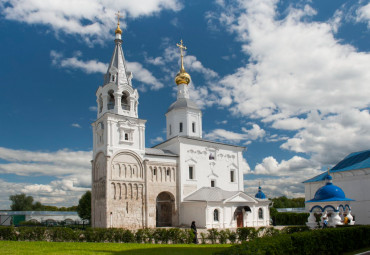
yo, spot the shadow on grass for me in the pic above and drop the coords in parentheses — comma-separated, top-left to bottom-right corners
(93, 246, 229, 255)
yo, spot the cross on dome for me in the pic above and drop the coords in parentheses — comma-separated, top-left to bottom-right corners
(115, 11, 122, 35)
(175, 39, 191, 85)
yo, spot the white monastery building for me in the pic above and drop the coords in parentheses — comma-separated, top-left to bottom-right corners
(304, 150, 370, 225)
(91, 21, 270, 229)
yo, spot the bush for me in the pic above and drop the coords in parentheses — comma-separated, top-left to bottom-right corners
(281, 225, 309, 235)
(227, 229, 237, 244)
(219, 230, 229, 244)
(200, 232, 207, 244)
(273, 212, 309, 226)
(18, 227, 46, 241)
(0, 226, 17, 241)
(237, 227, 257, 242)
(207, 228, 219, 244)
(217, 225, 370, 255)
(49, 227, 78, 242)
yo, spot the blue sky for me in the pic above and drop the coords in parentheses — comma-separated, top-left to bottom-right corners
(1, 0, 370, 209)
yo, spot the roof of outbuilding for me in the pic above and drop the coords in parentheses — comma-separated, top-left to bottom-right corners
(303, 150, 370, 183)
(166, 98, 200, 113)
(184, 187, 239, 202)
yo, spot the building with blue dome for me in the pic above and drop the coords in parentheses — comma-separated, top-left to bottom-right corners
(304, 150, 370, 226)
(305, 174, 354, 228)
(255, 186, 266, 199)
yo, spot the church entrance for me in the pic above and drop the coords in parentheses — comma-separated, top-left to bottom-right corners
(235, 206, 251, 228)
(156, 192, 174, 227)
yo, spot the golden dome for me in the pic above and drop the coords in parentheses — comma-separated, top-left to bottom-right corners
(175, 70, 191, 85)
(175, 40, 191, 85)
(115, 24, 122, 34)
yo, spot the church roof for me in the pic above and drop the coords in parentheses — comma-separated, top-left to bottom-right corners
(145, 148, 178, 157)
(184, 187, 240, 202)
(303, 149, 370, 183)
(166, 98, 200, 113)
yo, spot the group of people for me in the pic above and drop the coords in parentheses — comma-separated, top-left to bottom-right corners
(322, 213, 352, 228)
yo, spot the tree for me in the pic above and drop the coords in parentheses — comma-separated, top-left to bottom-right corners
(9, 193, 34, 211)
(77, 191, 91, 221)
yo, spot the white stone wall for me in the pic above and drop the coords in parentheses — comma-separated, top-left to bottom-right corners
(166, 108, 202, 139)
(304, 168, 370, 224)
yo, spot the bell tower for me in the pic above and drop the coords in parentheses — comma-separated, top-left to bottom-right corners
(166, 40, 202, 139)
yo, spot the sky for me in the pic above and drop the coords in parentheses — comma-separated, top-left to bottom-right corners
(1, 0, 370, 209)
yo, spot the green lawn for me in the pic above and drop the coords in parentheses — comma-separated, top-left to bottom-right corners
(0, 241, 231, 255)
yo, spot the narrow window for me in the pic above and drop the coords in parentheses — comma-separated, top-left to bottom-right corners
(112, 75, 115, 82)
(169, 125, 172, 135)
(167, 169, 170, 176)
(230, 170, 235, 182)
(153, 168, 157, 175)
(179, 122, 183, 133)
(107, 90, 115, 110)
(211, 180, 215, 187)
(189, 166, 193, 179)
(125, 133, 129, 141)
(192, 122, 195, 133)
(214, 209, 219, 221)
(258, 208, 263, 219)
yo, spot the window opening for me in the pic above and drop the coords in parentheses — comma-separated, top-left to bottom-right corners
(179, 122, 183, 133)
(189, 166, 194, 179)
(169, 125, 172, 135)
(214, 209, 219, 221)
(209, 153, 215, 160)
(211, 180, 215, 187)
(192, 122, 195, 133)
(258, 208, 263, 219)
(125, 133, 129, 141)
(121, 92, 130, 110)
(230, 170, 235, 182)
(167, 169, 170, 176)
(153, 168, 157, 175)
(108, 90, 115, 110)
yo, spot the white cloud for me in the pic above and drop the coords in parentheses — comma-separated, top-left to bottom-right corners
(50, 50, 163, 90)
(89, 106, 98, 112)
(206, 0, 370, 166)
(205, 124, 265, 143)
(1, 0, 182, 44)
(356, 3, 370, 28)
(150, 136, 164, 144)
(71, 123, 81, 128)
(0, 147, 92, 208)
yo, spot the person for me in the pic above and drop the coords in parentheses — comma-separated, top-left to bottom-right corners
(191, 221, 198, 244)
(343, 214, 349, 225)
(322, 217, 328, 228)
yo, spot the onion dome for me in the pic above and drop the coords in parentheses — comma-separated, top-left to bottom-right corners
(306, 175, 353, 202)
(255, 186, 266, 199)
(175, 40, 191, 85)
(115, 24, 122, 35)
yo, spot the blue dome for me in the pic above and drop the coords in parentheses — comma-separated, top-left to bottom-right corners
(255, 186, 266, 199)
(313, 182, 346, 201)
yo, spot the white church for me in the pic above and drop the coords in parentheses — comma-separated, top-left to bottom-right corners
(91, 20, 270, 229)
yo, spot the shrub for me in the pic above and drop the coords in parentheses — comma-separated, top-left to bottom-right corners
(168, 228, 181, 244)
(273, 212, 309, 226)
(49, 227, 79, 242)
(237, 227, 257, 242)
(18, 227, 47, 241)
(226, 229, 237, 244)
(0, 226, 17, 241)
(200, 232, 207, 244)
(281, 225, 309, 235)
(207, 228, 219, 244)
(262, 227, 280, 237)
(219, 229, 229, 244)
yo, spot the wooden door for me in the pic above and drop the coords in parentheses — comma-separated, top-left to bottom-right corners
(236, 212, 243, 228)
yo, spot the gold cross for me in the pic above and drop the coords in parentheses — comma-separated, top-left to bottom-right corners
(176, 39, 187, 57)
(115, 11, 121, 25)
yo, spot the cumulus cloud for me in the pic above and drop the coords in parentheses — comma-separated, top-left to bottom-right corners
(356, 3, 370, 27)
(1, 0, 182, 44)
(150, 136, 164, 144)
(71, 123, 81, 128)
(50, 50, 163, 90)
(205, 124, 265, 144)
(0, 147, 92, 208)
(207, 0, 370, 167)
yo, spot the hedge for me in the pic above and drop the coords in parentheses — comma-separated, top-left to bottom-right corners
(0, 227, 194, 244)
(216, 225, 370, 255)
(272, 212, 309, 226)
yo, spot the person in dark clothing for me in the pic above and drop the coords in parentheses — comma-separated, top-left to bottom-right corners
(191, 221, 199, 244)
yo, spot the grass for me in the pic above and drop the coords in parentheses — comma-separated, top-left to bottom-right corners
(0, 241, 231, 255)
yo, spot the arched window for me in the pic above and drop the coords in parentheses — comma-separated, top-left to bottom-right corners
(121, 92, 130, 110)
(214, 209, 219, 221)
(258, 208, 263, 219)
(108, 90, 115, 110)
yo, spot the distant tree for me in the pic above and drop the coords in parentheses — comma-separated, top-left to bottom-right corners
(270, 196, 305, 208)
(32, 201, 44, 211)
(77, 191, 91, 221)
(9, 193, 34, 211)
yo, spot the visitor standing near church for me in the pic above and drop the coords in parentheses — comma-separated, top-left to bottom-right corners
(191, 221, 198, 244)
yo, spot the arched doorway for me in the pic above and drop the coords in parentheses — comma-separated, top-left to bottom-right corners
(156, 192, 174, 227)
(234, 206, 251, 228)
